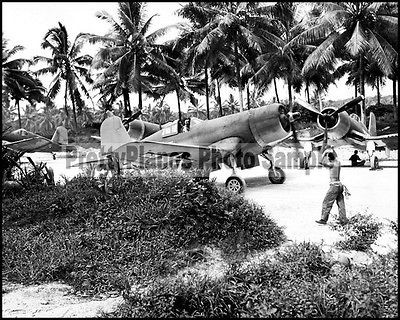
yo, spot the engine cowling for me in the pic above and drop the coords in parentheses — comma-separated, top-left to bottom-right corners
(317, 108, 351, 140)
(127, 120, 160, 140)
(248, 103, 291, 149)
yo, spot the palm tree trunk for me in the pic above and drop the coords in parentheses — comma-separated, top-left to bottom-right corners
(287, 77, 293, 112)
(216, 79, 223, 117)
(377, 78, 380, 107)
(234, 38, 244, 112)
(246, 82, 251, 110)
(137, 63, 143, 112)
(359, 56, 366, 125)
(138, 81, 143, 111)
(204, 63, 210, 119)
(273, 78, 280, 103)
(355, 82, 358, 98)
(393, 78, 397, 119)
(306, 81, 310, 103)
(122, 87, 131, 118)
(318, 91, 323, 111)
(158, 95, 166, 129)
(176, 88, 182, 122)
(64, 84, 69, 118)
(68, 85, 78, 131)
(16, 100, 21, 129)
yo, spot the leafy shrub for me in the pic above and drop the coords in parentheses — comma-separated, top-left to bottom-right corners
(2, 169, 285, 294)
(331, 212, 382, 252)
(110, 242, 397, 318)
(388, 219, 398, 236)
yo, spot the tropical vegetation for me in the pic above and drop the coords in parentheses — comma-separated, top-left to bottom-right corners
(2, 2, 398, 133)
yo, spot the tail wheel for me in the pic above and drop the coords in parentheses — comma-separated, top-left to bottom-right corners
(268, 167, 286, 184)
(225, 176, 244, 194)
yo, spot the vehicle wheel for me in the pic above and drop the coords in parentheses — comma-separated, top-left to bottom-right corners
(268, 167, 286, 184)
(225, 176, 244, 193)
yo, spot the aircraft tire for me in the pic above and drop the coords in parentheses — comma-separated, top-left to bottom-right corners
(268, 167, 286, 184)
(225, 176, 244, 194)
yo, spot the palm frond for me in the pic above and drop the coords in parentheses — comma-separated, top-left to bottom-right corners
(378, 15, 398, 25)
(4, 45, 25, 58)
(118, 7, 137, 35)
(73, 70, 94, 104)
(47, 76, 61, 100)
(238, 25, 263, 52)
(286, 21, 334, 49)
(95, 10, 128, 39)
(368, 32, 398, 76)
(32, 56, 53, 64)
(302, 32, 339, 74)
(344, 21, 369, 56)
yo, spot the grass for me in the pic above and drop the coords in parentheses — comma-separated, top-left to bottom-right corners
(105, 242, 398, 318)
(2, 170, 397, 317)
(330, 211, 383, 252)
(2, 169, 285, 295)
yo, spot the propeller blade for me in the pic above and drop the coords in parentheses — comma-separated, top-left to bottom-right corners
(294, 97, 324, 116)
(287, 111, 302, 163)
(288, 112, 301, 143)
(122, 110, 142, 125)
(327, 95, 364, 117)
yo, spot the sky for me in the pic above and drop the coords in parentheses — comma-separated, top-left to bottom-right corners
(2, 2, 395, 114)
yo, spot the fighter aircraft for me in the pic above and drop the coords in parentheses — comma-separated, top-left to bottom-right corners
(2, 126, 76, 155)
(85, 103, 306, 193)
(293, 95, 398, 167)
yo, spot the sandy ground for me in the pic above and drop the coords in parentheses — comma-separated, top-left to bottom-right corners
(226, 165, 398, 246)
(3, 148, 398, 317)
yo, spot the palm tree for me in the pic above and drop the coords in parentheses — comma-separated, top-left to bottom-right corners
(178, 2, 270, 113)
(223, 93, 240, 115)
(177, 3, 239, 118)
(365, 60, 386, 107)
(303, 63, 341, 104)
(2, 37, 47, 129)
(21, 103, 39, 132)
(34, 22, 93, 130)
(249, 2, 315, 111)
(88, 2, 177, 118)
(292, 2, 398, 125)
(152, 102, 175, 126)
(187, 96, 207, 119)
(37, 101, 58, 136)
(143, 40, 203, 123)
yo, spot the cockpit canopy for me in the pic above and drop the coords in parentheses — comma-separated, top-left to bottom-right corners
(161, 117, 204, 138)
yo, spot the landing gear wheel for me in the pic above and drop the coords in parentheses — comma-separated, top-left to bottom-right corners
(225, 176, 244, 194)
(268, 167, 286, 184)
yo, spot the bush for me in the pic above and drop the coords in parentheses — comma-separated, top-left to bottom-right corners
(110, 242, 397, 318)
(331, 212, 382, 252)
(2, 169, 285, 294)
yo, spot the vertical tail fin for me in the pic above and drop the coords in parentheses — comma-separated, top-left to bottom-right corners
(368, 112, 377, 136)
(100, 116, 131, 154)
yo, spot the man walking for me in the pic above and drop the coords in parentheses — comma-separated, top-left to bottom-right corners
(316, 146, 349, 225)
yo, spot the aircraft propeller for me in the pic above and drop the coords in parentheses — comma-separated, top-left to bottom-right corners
(288, 111, 301, 144)
(122, 110, 142, 126)
(294, 95, 365, 143)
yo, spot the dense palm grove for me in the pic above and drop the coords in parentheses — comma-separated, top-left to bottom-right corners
(2, 2, 398, 136)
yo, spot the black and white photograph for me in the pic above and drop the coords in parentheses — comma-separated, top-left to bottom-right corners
(2, 1, 398, 317)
